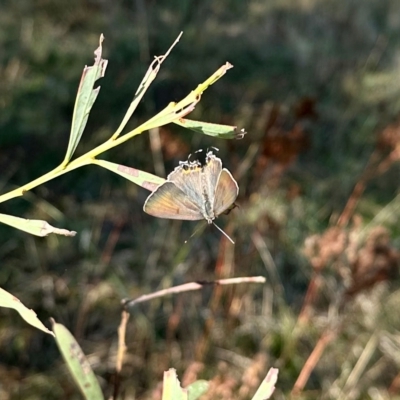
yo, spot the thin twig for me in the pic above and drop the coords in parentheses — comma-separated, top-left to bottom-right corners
(195, 234, 233, 360)
(340, 331, 379, 398)
(291, 328, 336, 396)
(297, 273, 323, 325)
(101, 218, 125, 264)
(112, 310, 130, 400)
(251, 231, 284, 298)
(336, 149, 381, 228)
(116, 310, 130, 372)
(123, 276, 266, 308)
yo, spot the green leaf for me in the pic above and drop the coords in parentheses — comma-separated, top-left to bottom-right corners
(0, 213, 77, 237)
(0, 287, 54, 336)
(92, 159, 165, 191)
(52, 321, 104, 400)
(174, 118, 246, 139)
(63, 34, 108, 165)
(251, 368, 279, 400)
(187, 380, 209, 400)
(133, 62, 234, 134)
(111, 32, 183, 140)
(162, 369, 188, 400)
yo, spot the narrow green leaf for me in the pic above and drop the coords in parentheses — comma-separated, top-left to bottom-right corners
(111, 32, 183, 140)
(251, 368, 279, 400)
(187, 380, 209, 400)
(63, 34, 108, 165)
(92, 159, 165, 192)
(0, 287, 54, 336)
(135, 99, 194, 133)
(52, 321, 104, 400)
(174, 118, 246, 139)
(132, 62, 234, 134)
(0, 213, 76, 237)
(162, 369, 188, 400)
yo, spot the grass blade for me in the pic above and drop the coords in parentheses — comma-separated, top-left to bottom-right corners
(0, 288, 54, 335)
(63, 34, 108, 165)
(52, 320, 104, 400)
(92, 159, 165, 191)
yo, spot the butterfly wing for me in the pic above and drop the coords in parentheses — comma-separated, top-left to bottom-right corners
(148, 152, 234, 222)
(213, 169, 239, 216)
(167, 164, 204, 209)
(144, 182, 203, 220)
(203, 153, 222, 197)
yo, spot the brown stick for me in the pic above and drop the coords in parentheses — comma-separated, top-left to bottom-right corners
(123, 276, 266, 308)
(337, 150, 381, 228)
(291, 329, 336, 396)
(297, 273, 322, 325)
(112, 310, 130, 400)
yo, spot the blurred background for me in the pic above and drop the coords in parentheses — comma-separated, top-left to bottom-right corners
(1, 0, 400, 399)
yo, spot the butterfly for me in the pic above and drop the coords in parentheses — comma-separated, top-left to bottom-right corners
(143, 150, 238, 242)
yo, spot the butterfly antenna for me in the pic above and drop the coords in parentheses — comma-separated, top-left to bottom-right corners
(184, 222, 206, 244)
(212, 222, 235, 244)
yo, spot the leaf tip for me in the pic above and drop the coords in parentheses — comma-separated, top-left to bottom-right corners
(235, 127, 247, 139)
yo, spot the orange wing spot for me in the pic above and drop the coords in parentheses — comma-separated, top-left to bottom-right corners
(183, 167, 201, 174)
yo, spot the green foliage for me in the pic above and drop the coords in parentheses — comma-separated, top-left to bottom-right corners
(1, 1, 400, 399)
(0, 33, 250, 399)
(53, 321, 104, 400)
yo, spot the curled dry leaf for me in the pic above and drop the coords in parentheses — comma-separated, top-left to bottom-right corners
(0, 213, 76, 237)
(0, 288, 54, 336)
(40, 222, 77, 237)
